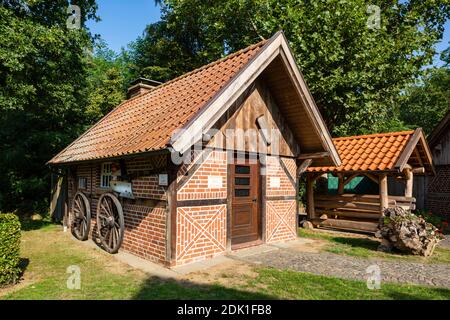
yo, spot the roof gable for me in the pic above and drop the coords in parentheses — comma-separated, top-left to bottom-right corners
(170, 31, 340, 166)
(49, 31, 340, 166)
(308, 129, 434, 174)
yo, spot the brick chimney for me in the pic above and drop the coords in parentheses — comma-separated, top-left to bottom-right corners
(127, 78, 162, 99)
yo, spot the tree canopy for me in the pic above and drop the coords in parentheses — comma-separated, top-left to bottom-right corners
(0, 0, 98, 212)
(399, 50, 450, 134)
(130, 0, 450, 136)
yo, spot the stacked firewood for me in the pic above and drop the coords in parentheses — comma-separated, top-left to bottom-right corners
(376, 207, 443, 256)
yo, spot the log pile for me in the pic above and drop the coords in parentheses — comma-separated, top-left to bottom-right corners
(376, 207, 443, 256)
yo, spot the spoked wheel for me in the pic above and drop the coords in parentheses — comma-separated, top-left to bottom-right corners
(71, 192, 91, 241)
(96, 193, 124, 254)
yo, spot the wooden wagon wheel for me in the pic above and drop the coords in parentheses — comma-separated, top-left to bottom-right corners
(71, 192, 91, 241)
(96, 193, 125, 254)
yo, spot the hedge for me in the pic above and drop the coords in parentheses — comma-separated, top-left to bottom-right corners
(0, 213, 21, 286)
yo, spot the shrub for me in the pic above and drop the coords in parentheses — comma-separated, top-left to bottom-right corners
(415, 210, 449, 237)
(0, 213, 21, 286)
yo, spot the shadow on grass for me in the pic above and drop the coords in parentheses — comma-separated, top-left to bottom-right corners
(330, 236, 380, 251)
(386, 287, 450, 300)
(19, 218, 54, 231)
(18, 258, 29, 279)
(132, 276, 276, 300)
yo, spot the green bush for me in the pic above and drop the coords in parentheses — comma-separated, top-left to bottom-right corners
(415, 209, 449, 236)
(0, 213, 21, 286)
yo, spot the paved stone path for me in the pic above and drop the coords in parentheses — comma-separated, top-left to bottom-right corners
(231, 243, 450, 288)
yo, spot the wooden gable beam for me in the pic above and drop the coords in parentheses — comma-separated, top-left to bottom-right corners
(170, 31, 341, 168)
(297, 152, 329, 159)
(395, 128, 434, 174)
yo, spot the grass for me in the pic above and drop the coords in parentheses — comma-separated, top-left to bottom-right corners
(1, 223, 449, 300)
(298, 228, 450, 264)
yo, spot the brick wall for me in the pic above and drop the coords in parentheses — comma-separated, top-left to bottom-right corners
(265, 156, 296, 197)
(265, 200, 297, 242)
(67, 156, 169, 265)
(264, 156, 297, 243)
(177, 150, 227, 201)
(122, 203, 167, 264)
(427, 165, 450, 216)
(175, 150, 228, 265)
(176, 205, 227, 265)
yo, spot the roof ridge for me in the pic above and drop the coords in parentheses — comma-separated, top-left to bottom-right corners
(127, 38, 269, 103)
(333, 130, 415, 141)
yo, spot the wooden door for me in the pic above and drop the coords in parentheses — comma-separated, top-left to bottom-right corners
(231, 159, 261, 248)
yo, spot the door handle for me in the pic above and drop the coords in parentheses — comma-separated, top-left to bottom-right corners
(252, 198, 257, 203)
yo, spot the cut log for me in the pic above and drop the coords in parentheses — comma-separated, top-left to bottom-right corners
(315, 209, 381, 220)
(387, 195, 416, 202)
(315, 200, 381, 212)
(313, 218, 379, 233)
(315, 194, 396, 205)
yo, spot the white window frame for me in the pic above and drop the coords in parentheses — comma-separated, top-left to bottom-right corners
(100, 162, 112, 188)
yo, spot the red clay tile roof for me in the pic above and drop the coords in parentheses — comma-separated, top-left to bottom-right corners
(49, 40, 267, 164)
(307, 130, 415, 173)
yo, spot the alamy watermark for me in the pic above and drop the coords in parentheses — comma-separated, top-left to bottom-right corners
(66, 265, 81, 290)
(367, 5, 381, 30)
(66, 5, 81, 30)
(366, 264, 381, 290)
(170, 128, 283, 171)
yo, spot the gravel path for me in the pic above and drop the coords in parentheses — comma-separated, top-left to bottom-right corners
(237, 248, 450, 288)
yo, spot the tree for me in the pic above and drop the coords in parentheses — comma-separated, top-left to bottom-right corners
(130, 0, 450, 136)
(85, 40, 130, 122)
(399, 48, 450, 134)
(0, 0, 98, 213)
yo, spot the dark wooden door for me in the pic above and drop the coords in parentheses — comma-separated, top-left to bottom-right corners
(231, 160, 261, 247)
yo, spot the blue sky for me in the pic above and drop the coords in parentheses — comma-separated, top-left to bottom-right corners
(86, 0, 161, 52)
(87, 0, 449, 65)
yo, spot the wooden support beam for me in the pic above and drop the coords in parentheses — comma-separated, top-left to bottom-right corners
(298, 152, 329, 159)
(337, 173, 345, 195)
(306, 175, 315, 220)
(379, 173, 388, 215)
(296, 159, 313, 177)
(364, 173, 379, 184)
(412, 167, 425, 174)
(404, 167, 414, 198)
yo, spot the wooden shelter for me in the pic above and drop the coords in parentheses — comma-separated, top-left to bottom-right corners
(48, 32, 340, 267)
(306, 129, 434, 233)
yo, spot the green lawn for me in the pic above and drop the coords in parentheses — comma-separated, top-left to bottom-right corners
(298, 228, 450, 264)
(1, 223, 449, 300)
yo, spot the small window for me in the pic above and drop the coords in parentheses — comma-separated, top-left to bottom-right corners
(235, 189, 250, 197)
(78, 177, 87, 189)
(235, 177, 250, 185)
(235, 165, 250, 174)
(101, 163, 112, 188)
